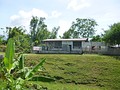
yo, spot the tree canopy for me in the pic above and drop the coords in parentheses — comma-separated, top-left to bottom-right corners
(6, 26, 30, 53)
(62, 18, 98, 38)
(49, 26, 60, 39)
(91, 35, 103, 42)
(30, 16, 50, 45)
(103, 22, 120, 45)
(30, 16, 60, 45)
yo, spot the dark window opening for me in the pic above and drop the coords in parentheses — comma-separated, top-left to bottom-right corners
(73, 41, 81, 49)
(47, 41, 62, 49)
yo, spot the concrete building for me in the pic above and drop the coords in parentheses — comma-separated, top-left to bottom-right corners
(32, 38, 120, 55)
(39, 38, 88, 54)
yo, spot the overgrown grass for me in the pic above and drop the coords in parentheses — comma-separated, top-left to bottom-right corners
(25, 81, 103, 90)
(0, 54, 120, 89)
(23, 54, 120, 90)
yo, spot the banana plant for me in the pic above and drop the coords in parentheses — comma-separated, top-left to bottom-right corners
(25, 58, 45, 80)
(3, 38, 15, 74)
(1, 38, 46, 90)
(17, 54, 45, 80)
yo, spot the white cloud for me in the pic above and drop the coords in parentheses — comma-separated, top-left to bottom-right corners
(58, 20, 71, 36)
(10, 8, 63, 34)
(10, 8, 48, 33)
(51, 10, 62, 18)
(67, 0, 91, 11)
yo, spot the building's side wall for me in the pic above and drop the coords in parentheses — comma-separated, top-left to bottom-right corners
(82, 42, 108, 53)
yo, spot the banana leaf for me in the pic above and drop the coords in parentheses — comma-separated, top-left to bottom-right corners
(18, 54, 24, 69)
(25, 58, 45, 80)
(4, 38, 15, 73)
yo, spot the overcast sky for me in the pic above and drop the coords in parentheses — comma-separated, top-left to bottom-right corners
(0, 0, 120, 36)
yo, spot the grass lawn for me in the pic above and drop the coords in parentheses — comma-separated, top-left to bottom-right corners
(24, 54, 120, 90)
(0, 53, 120, 90)
(26, 81, 103, 90)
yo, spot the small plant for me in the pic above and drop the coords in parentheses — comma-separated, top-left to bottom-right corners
(0, 38, 45, 90)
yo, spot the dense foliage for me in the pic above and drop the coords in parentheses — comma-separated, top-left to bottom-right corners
(91, 35, 103, 42)
(49, 26, 60, 39)
(62, 18, 98, 38)
(0, 16, 60, 53)
(103, 22, 120, 45)
(30, 16, 50, 46)
(0, 38, 45, 90)
(6, 27, 31, 53)
(30, 16, 59, 46)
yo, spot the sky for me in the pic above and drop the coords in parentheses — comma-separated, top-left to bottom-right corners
(0, 0, 120, 37)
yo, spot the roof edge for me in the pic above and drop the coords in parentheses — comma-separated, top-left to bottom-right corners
(43, 38, 88, 42)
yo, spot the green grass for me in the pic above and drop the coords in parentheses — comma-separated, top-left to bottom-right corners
(25, 81, 103, 90)
(24, 54, 120, 90)
(1, 54, 120, 90)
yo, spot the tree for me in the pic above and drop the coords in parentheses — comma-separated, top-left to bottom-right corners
(0, 35, 4, 45)
(103, 22, 120, 45)
(91, 35, 103, 42)
(37, 28, 50, 44)
(6, 27, 25, 40)
(30, 16, 50, 45)
(6, 26, 30, 53)
(62, 18, 98, 38)
(62, 30, 71, 39)
(62, 24, 75, 39)
(49, 26, 60, 39)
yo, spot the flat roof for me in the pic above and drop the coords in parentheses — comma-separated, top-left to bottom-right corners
(43, 38, 88, 42)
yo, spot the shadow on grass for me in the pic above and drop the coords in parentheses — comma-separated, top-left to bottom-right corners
(112, 56, 120, 60)
(30, 76, 55, 82)
(102, 54, 120, 60)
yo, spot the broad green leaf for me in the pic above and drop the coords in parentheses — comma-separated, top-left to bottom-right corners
(17, 54, 25, 79)
(12, 61, 18, 70)
(18, 54, 24, 69)
(4, 38, 15, 73)
(25, 58, 45, 80)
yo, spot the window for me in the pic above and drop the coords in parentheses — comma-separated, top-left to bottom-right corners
(54, 41, 62, 48)
(73, 41, 81, 49)
(48, 41, 62, 48)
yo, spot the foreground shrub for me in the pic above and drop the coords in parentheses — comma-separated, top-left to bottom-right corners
(0, 38, 45, 90)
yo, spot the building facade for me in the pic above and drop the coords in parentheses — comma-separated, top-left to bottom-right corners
(32, 38, 120, 55)
(39, 38, 88, 54)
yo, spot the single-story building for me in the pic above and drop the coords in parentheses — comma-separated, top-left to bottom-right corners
(32, 38, 120, 55)
(39, 38, 88, 54)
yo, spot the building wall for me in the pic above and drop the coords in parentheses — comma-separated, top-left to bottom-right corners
(82, 42, 108, 53)
(38, 40, 120, 55)
(62, 41, 82, 51)
(62, 41, 73, 51)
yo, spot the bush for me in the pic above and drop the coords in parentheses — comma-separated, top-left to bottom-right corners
(0, 45, 6, 52)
